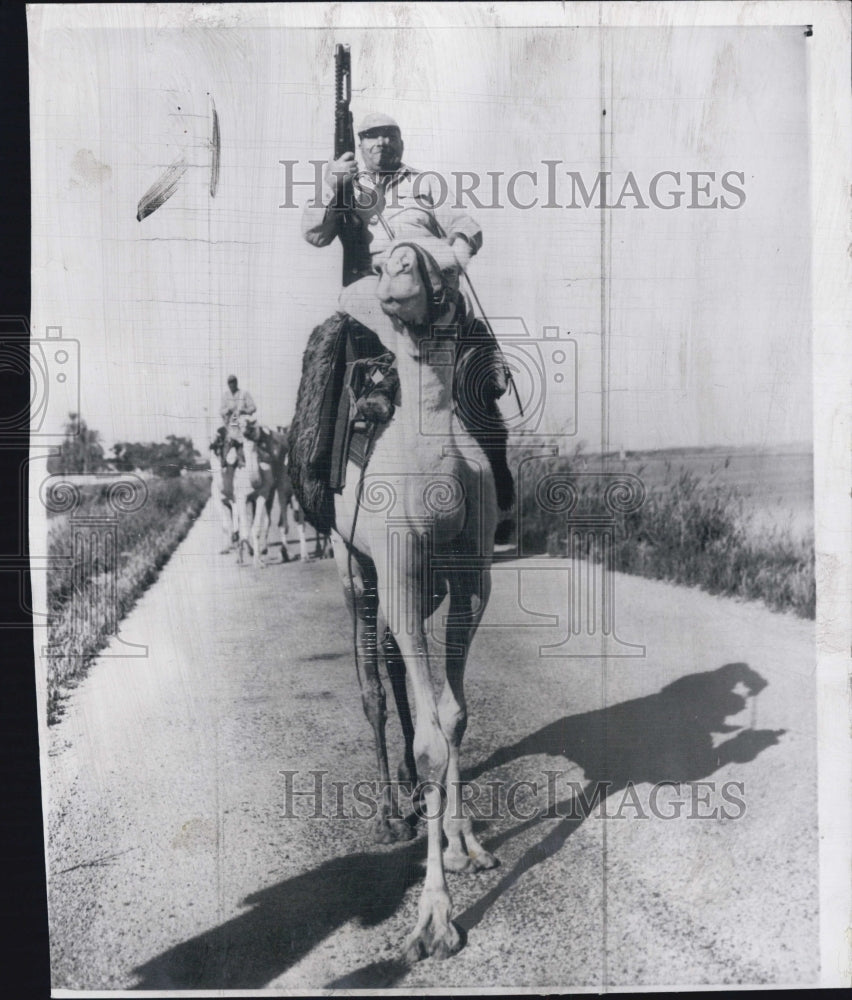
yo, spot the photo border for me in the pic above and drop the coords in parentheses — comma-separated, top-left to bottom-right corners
(27, 2, 851, 992)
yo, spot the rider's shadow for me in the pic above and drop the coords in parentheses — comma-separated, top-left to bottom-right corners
(132, 662, 782, 991)
(452, 660, 784, 939)
(468, 660, 779, 790)
(328, 661, 784, 989)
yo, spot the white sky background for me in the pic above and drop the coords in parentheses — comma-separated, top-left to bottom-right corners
(29, 16, 811, 454)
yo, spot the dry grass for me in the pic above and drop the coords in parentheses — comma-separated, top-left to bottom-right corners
(515, 449, 815, 620)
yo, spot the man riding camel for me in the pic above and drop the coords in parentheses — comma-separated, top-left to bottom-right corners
(302, 112, 482, 285)
(301, 113, 514, 535)
(219, 375, 257, 444)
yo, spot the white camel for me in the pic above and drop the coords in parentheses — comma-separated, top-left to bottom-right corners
(329, 241, 499, 960)
(232, 417, 280, 568)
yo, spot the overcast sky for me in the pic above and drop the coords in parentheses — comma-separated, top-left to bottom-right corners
(29, 14, 811, 454)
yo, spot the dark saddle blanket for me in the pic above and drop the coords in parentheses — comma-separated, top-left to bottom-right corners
(288, 312, 381, 534)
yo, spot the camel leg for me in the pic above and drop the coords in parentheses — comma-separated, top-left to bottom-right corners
(222, 503, 231, 551)
(241, 499, 251, 564)
(234, 495, 247, 564)
(252, 495, 268, 569)
(374, 553, 461, 961)
(393, 623, 460, 961)
(298, 521, 309, 563)
(236, 491, 255, 566)
(440, 570, 498, 873)
(221, 466, 239, 548)
(262, 487, 278, 558)
(381, 574, 450, 799)
(332, 542, 414, 844)
(219, 496, 233, 553)
(381, 627, 417, 790)
(234, 506, 242, 552)
(278, 489, 291, 562)
(259, 493, 272, 556)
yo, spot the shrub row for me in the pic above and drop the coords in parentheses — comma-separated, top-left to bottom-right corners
(515, 453, 815, 620)
(46, 475, 211, 723)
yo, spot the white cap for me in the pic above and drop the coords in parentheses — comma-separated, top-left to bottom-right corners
(357, 112, 401, 136)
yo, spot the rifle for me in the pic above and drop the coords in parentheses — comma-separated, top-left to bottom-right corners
(332, 44, 369, 285)
(334, 44, 355, 159)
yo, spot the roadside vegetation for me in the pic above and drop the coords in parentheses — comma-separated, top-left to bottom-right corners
(46, 472, 210, 724)
(513, 444, 815, 621)
(48, 412, 204, 478)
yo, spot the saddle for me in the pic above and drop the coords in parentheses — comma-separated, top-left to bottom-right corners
(334, 351, 398, 482)
(307, 315, 395, 489)
(289, 309, 514, 536)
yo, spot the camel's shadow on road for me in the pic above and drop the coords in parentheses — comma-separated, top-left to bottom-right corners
(132, 661, 784, 991)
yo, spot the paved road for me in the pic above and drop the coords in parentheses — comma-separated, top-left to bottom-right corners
(45, 498, 819, 990)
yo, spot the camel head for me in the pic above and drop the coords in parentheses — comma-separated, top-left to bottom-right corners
(240, 415, 278, 488)
(376, 238, 461, 333)
(242, 417, 287, 466)
(239, 414, 260, 441)
(210, 426, 228, 458)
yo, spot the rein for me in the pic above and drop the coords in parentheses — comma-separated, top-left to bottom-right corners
(345, 421, 378, 693)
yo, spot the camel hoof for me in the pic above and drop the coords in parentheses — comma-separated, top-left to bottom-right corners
(469, 849, 499, 871)
(443, 850, 472, 873)
(403, 889, 463, 961)
(372, 815, 416, 844)
(404, 918, 462, 963)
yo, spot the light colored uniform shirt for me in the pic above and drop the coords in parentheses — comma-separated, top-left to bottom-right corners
(301, 163, 483, 270)
(220, 388, 257, 425)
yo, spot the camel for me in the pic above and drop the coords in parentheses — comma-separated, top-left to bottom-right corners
(286, 490, 333, 562)
(209, 427, 239, 553)
(289, 239, 499, 961)
(234, 417, 293, 567)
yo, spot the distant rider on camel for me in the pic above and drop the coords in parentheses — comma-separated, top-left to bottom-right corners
(219, 375, 257, 445)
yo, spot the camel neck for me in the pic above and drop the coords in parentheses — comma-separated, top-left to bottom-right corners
(393, 330, 458, 443)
